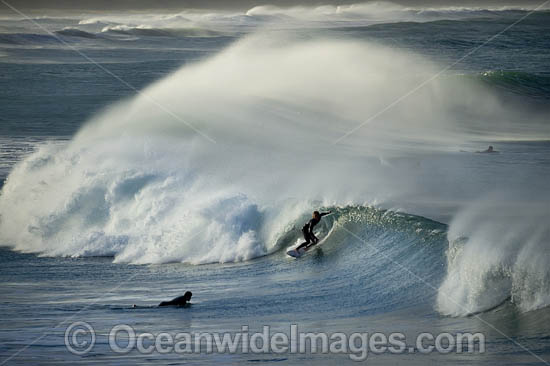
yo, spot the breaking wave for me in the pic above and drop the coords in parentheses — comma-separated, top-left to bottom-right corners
(1, 31, 549, 315)
(438, 195, 550, 315)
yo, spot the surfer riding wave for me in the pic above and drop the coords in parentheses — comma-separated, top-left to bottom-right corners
(295, 210, 331, 252)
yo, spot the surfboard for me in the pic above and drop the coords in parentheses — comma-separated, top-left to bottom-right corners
(286, 226, 334, 258)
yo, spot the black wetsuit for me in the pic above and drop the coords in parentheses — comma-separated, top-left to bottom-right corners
(158, 294, 192, 307)
(296, 212, 330, 251)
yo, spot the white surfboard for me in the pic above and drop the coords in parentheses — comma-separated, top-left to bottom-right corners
(286, 226, 334, 258)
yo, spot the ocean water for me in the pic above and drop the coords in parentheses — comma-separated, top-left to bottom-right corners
(1, 3, 550, 365)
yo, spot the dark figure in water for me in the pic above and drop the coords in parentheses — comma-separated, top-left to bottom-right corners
(295, 211, 331, 252)
(477, 145, 498, 153)
(159, 291, 192, 307)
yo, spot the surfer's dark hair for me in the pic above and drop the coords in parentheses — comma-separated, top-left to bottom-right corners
(184, 291, 192, 300)
(313, 211, 320, 216)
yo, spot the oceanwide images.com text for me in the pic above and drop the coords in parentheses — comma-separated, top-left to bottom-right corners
(65, 322, 485, 361)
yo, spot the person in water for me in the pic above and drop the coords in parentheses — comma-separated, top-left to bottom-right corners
(295, 210, 331, 252)
(158, 291, 192, 307)
(477, 145, 498, 153)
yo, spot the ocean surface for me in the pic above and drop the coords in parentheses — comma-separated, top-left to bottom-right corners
(1, 3, 550, 365)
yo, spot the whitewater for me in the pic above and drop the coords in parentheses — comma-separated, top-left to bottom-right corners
(1, 3, 550, 365)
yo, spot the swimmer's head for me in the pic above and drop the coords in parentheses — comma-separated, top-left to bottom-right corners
(313, 211, 320, 219)
(184, 291, 193, 301)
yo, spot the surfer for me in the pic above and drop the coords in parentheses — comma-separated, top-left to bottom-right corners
(295, 211, 332, 252)
(476, 145, 498, 153)
(158, 291, 193, 307)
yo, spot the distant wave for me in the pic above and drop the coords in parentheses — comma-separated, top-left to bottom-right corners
(55, 28, 97, 39)
(0, 30, 99, 46)
(412, 6, 541, 19)
(0, 33, 61, 45)
(2, 2, 543, 44)
(78, 19, 113, 26)
(51, 2, 548, 33)
(2, 2, 547, 31)
(100, 25, 222, 38)
(0, 26, 223, 47)
(243, 2, 547, 23)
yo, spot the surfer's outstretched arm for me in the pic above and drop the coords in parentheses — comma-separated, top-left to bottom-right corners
(320, 211, 332, 217)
